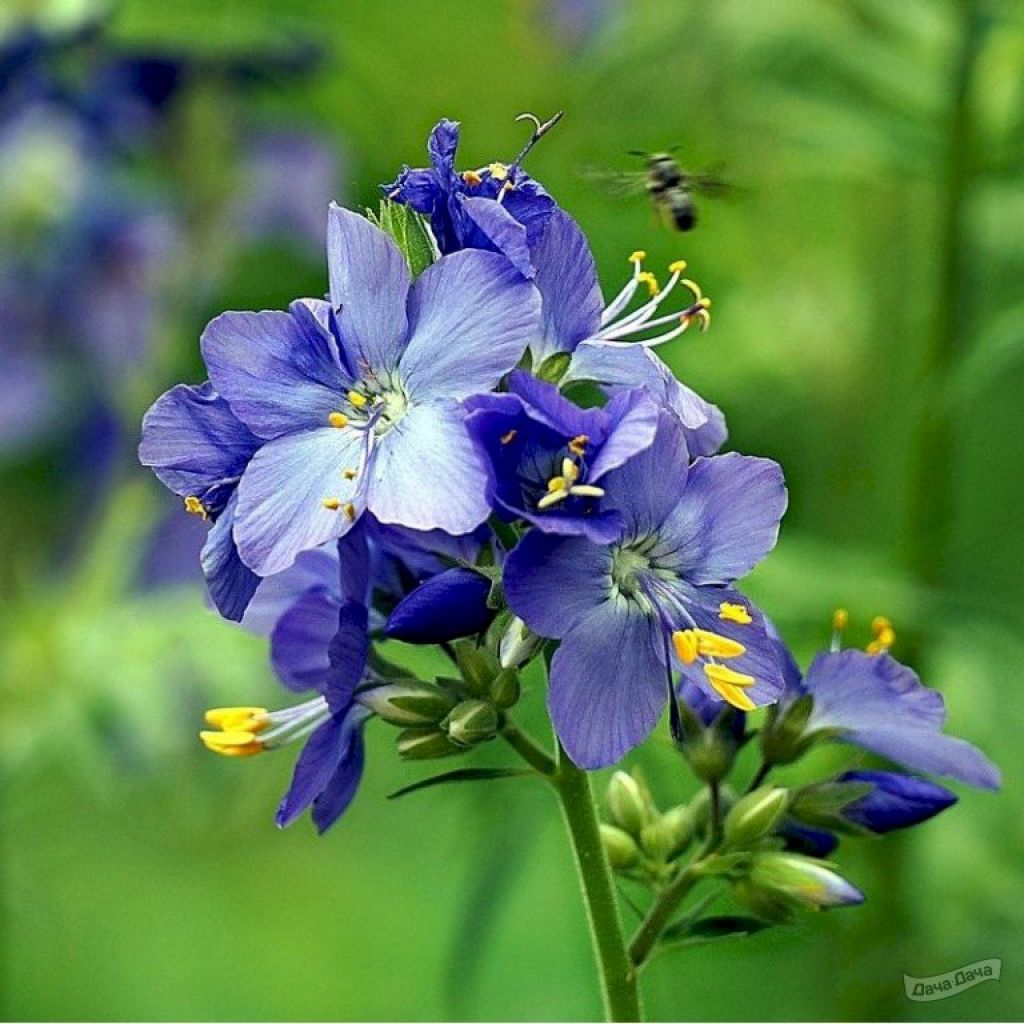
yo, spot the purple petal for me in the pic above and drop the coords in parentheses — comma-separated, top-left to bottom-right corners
(270, 588, 342, 692)
(529, 208, 603, 363)
(324, 601, 370, 710)
(234, 428, 365, 575)
(337, 521, 372, 604)
(587, 388, 660, 481)
(839, 770, 957, 833)
(398, 250, 540, 401)
(241, 544, 341, 635)
(312, 723, 368, 833)
(549, 597, 666, 769)
(385, 567, 494, 643)
(427, 119, 460, 178)
(504, 530, 612, 639)
(275, 716, 346, 828)
(201, 309, 347, 440)
(656, 453, 786, 585)
(508, 370, 603, 437)
(366, 401, 490, 534)
(461, 197, 533, 278)
(326, 203, 411, 373)
(201, 493, 260, 622)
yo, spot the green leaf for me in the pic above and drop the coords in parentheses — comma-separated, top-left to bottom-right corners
(660, 914, 771, 949)
(387, 767, 532, 800)
(366, 201, 436, 277)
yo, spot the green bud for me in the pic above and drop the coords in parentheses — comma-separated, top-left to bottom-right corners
(535, 351, 572, 384)
(444, 700, 499, 747)
(454, 641, 499, 696)
(487, 667, 521, 710)
(359, 682, 456, 727)
(600, 824, 640, 870)
(499, 616, 544, 669)
(639, 820, 675, 863)
(723, 787, 790, 849)
(607, 771, 654, 835)
(734, 852, 864, 921)
(661, 804, 696, 857)
(396, 727, 462, 760)
(788, 780, 874, 834)
(681, 728, 736, 783)
(760, 694, 816, 766)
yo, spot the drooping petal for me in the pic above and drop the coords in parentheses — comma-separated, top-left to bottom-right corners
(366, 400, 490, 534)
(312, 721, 368, 833)
(201, 309, 347, 441)
(270, 588, 341, 693)
(549, 596, 666, 769)
(336, 520, 372, 604)
(398, 250, 539, 401)
(504, 530, 612, 639)
(234, 427, 365, 576)
(240, 544, 341, 636)
(385, 567, 495, 643)
(528, 208, 603, 363)
(427, 118, 460, 180)
(507, 370, 603, 438)
(655, 453, 787, 585)
(460, 196, 533, 279)
(326, 203, 411, 373)
(324, 601, 370, 711)
(838, 770, 957, 833)
(586, 388, 660, 482)
(275, 715, 346, 828)
(201, 492, 260, 622)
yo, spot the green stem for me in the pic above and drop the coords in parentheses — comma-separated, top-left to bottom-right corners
(500, 719, 556, 776)
(744, 761, 771, 795)
(554, 743, 642, 1022)
(628, 862, 704, 967)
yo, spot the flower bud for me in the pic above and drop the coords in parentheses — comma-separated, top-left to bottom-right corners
(639, 820, 675, 863)
(723, 787, 790, 849)
(499, 616, 544, 669)
(487, 667, 521, 709)
(396, 727, 462, 760)
(454, 641, 499, 696)
(760, 694, 815, 766)
(444, 699, 499, 747)
(661, 804, 696, 856)
(600, 824, 640, 870)
(358, 682, 455, 727)
(680, 728, 737, 783)
(606, 771, 654, 835)
(734, 852, 864, 922)
(536, 351, 571, 384)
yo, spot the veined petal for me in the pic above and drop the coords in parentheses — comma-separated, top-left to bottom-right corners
(587, 388, 659, 481)
(201, 492, 260, 622)
(366, 401, 490, 534)
(398, 250, 539, 401)
(234, 428, 365, 576)
(655, 453, 786, 585)
(460, 196, 533, 279)
(275, 716, 347, 828)
(504, 530, 612, 639)
(312, 723, 368, 833)
(549, 596, 665, 769)
(240, 544, 341, 635)
(270, 587, 341, 693)
(324, 601, 370, 711)
(326, 203, 411, 373)
(201, 309, 346, 441)
(529, 208, 603, 363)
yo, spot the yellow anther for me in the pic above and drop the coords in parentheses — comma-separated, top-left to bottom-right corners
(866, 615, 896, 654)
(500, 429, 518, 445)
(462, 170, 483, 186)
(669, 259, 687, 274)
(204, 706, 268, 731)
(342, 468, 357, 480)
(719, 602, 751, 625)
(704, 663, 756, 688)
(672, 629, 699, 665)
(347, 390, 368, 409)
(637, 271, 660, 296)
(561, 458, 580, 482)
(629, 250, 647, 264)
(500, 180, 516, 194)
(488, 162, 509, 181)
(343, 502, 357, 521)
(546, 476, 567, 493)
(328, 412, 349, 428)
(199, 729, 264, 757)
(871, 616, 892, 634)
(568, 434, 589, 456)
(832, 608, 849, 631)
(184, 496, 208, 520)
(323, 498, 342, 511)
(570, 484, 605, 498)
(708, 679, 756, 712)
(693, 629, 746, 659)
(697, 297, 711, 310)
(682, 278, 704, 302)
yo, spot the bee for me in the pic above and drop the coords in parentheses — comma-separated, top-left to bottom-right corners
(584, 149, 734, 232)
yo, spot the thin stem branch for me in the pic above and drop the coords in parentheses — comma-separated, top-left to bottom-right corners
(628, 862, 704, 968)
(554, 742, 642, 1022)
(500, 719, 556, 777)
(744, 761, 771, 795)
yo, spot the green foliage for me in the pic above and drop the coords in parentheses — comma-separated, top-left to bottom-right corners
(366, 200, 436, 276)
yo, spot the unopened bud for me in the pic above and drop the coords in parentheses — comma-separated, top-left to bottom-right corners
(738, 852, 864, 918)
(607, 771, 653, 835)
(396, 727, 461, 760)
(723, 787, 790, 848)
(359, 682, 455, 727)
(600, 824, 640, 870)
(661, 804, 696, 856)
(639, 820, 675, 863)
(761, 694, 816, 766)
(487, 667, 521, 709)
(536, 351, 571, 384)
(499, 616, 544, 669)
(444, 699, 499, 747)
(454, 641, 499, 696)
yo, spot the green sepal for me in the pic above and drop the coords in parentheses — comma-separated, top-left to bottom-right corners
(535, 351, 572, 384)
(660, 914, 771, 948)
(365, 200, 436, 277)
(454, 640, 499, 695)
(387, 767, 532, 800)
(788, 780, 875, 834)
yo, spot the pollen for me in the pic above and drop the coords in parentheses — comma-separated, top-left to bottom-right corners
(184, 496, 208, 520)
(704, 663, 756, 688)
(672, 629, 699, 664)
(462, 170, 483, 186)
(719, 602, 752, 625)
(323, 498, 342, 510)
(669, 259, 687, 274)
(692, 629, 746, 659)
(200, 705, 268, 758)
(637, 271, 660, 297)
(708, 678, 756, 712)
(342, 468, 357, 480)
(343, 502, 357, 521)
(199, 729, 264, 757)
(629, 250, 646, 264)
(328, 412, 349, 428)
(205, 706, 268, 731)
(866, 615, 896, 655)
(832, 607, 849, 631)
(347, 390, 368, 409)
(488, 162, 509, 180)
(546, 475, 567, 492)
(500, 429, 518, 445)
(568, 434, 589, 456)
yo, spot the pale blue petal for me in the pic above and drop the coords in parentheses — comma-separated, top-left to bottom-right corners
(587, 388, 659, 481)
(241, 544, 340, 635)
(270, 588, 341, 692)
(201, 492, 260, 622)
(461, 197, 533, 278)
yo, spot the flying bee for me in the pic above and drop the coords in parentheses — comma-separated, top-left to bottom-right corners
(584, 149, 734, 232)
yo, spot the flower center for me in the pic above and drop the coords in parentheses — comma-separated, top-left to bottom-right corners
(610, 545, 652, 597)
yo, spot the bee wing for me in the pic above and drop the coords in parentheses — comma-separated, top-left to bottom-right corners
(578, 166, 649, 197)
(681, 166, 744, 200)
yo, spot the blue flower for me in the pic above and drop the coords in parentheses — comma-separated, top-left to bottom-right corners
(383, 118, 555, 277)
(465, 370, 659, 543)
(838, 770, 957, 833)
(796, 648, 1001, 790)
(528, 209, 727, 456)
(504, 412, 788, 768)
(139, 381, 261, 621)
(199, 203, 539, 575)
(384, 566, 495, 644)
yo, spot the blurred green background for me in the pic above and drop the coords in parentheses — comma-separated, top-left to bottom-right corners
(2, 0, 1022, 1020)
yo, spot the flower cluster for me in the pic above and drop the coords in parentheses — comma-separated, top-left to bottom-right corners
(140, 115, 998, 938)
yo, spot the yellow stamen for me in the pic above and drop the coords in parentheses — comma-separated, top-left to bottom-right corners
(184, 496, 208, 520)
(669, 259, 687, 274)
(871, 616, 891, 634)
(204, 706, 268, 731)
(488, 162, 509, 180)
(343, 502, 357, 521)
(708, 678, 756, 711)
(561, 458, 579, 482)
(682, 278, 703, 302)
(342, 468, 357, 480)
(537, 489, 570, 509)
(832, 608, 849, 631)
(500, 429, 518, 445)
(569, 484, 605, 498)
(568, 434, 589, 456)
(347, 390, 368, 409)
(546, 476, 567, 492)
(692, 629, 746, 659)
(462, 170, 482, 186)
(866, 615, 896, 655)
(672, 629, 699, 665)
(629, 250, 646, 264)
(704, 663, 756, 688)
(323, 498, 342, 510)
(199, 729, 264, 757)
(718, 602, 752, 625)
(637, 271, 660, 297)
(328, 412, 349, 428)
